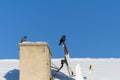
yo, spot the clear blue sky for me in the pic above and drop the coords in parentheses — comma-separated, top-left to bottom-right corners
(0, 0, 120, 59)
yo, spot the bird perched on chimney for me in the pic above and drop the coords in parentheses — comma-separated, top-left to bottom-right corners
(59, 35, 66, 45)
(21, 36, 27, 43)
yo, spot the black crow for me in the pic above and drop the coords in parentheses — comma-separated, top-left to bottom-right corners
(21, 36, 27, 43)
(59, 35, 66, 45)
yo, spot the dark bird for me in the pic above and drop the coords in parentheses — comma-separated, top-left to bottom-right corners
(59, 35, 66, 45)
(21, 36, 27, 43)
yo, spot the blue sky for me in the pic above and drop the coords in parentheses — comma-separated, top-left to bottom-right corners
(0, 0, 120, 59)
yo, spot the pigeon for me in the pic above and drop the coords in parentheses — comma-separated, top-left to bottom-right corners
(59, 35, 66, 45)
(21, 36, 27, 43)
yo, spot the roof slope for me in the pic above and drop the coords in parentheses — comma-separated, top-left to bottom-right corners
(0, 58, 120, 80)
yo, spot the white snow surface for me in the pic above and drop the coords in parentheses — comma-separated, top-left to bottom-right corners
(0, 58, 120, 80)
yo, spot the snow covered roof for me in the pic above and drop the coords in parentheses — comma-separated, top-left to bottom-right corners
(0, 58, 120, 80)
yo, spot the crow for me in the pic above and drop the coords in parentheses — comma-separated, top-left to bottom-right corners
(21, 36, 27, 43)
(59, 35, 66, 45)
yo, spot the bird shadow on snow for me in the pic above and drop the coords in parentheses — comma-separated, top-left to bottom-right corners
(51, 69, 75, 80)
(4, 69, 19, 80)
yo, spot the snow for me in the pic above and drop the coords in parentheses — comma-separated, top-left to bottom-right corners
(75, 64, 84, 80)
(0, 58, 120, 80)
(0, 59, 19, 80)
(52, 58, 120, 80)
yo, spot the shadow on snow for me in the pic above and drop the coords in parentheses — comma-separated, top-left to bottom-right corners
(4, 69, 74, 80)
(4, 69, 19, 80)
(51, 69, 75, 80)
